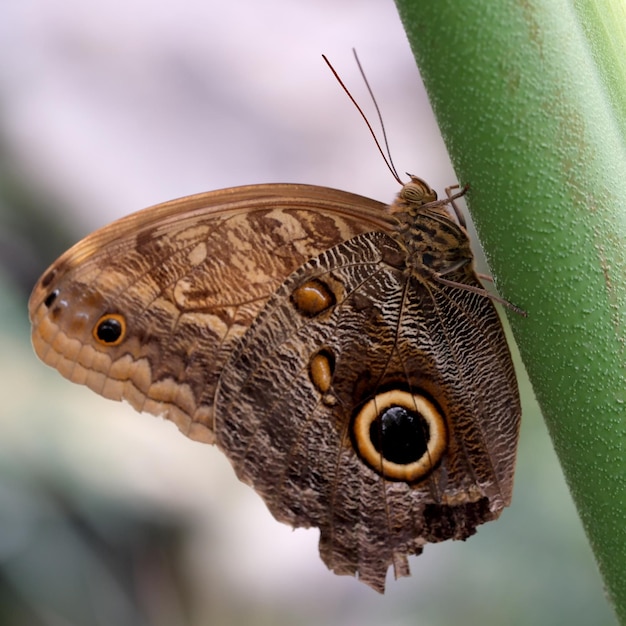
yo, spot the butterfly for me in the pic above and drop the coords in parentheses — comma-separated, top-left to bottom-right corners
(29, 175, 521, 592)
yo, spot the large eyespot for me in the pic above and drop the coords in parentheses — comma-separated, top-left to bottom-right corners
(93, 313, 126, 346)
(352, 389, 447, 482)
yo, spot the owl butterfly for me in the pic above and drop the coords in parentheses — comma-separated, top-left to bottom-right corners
(29, 176, 521, 592)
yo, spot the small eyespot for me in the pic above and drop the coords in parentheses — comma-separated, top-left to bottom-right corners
(41, 270, 57, 288)
(309, 348, 335, 393)
(44, 289, 59, 308)
(291, 279, 336, 317)
(93, 313, 126, 346)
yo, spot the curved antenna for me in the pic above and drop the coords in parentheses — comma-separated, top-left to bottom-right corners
(322, 53, 402, 185)
(351, 49, 401, 183)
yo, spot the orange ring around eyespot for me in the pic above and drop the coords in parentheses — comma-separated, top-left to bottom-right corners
(353, 389, 447, 482)
(92, 313, 126, 347)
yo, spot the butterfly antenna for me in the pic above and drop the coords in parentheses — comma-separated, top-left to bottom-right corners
(322, 53, 403, 185)
(351, 49, 401, 183)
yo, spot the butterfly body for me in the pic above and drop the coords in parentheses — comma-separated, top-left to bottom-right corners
(29, 177, 521, 592)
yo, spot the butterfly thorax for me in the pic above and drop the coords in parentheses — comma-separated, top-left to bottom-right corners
(389, 176, 474, 278)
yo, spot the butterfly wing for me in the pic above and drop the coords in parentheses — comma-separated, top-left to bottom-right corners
(29, 181, 521, 592)
(215, 229, 520, 592)
(29, 183, 394, 443)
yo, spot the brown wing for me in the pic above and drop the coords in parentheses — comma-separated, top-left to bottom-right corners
(215, 230, 521, 592)
(29, 183, 395, 443)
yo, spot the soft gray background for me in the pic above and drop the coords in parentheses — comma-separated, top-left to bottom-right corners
(0, 1, 616, 625)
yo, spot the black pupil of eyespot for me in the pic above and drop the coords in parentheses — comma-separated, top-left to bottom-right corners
(369, 405, 429, 464)
(44, 290, 59, 308)
(96, 318, 122, 343)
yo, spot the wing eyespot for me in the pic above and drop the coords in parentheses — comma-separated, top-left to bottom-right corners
(352, 389, 447, 482)
(41, 269, 57, 288)
(93, 313, 127, 346)
(291, 279, 336, 317)
(309, 349, 335, 393)
(44, 289, 59, 308)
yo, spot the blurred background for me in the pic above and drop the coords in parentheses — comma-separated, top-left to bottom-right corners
(0, 1, 617, 625)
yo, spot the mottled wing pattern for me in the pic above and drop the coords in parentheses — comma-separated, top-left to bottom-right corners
(29, 184, 394, 443)
(29, 179, 521, 593)
(215, 230, 520, 592)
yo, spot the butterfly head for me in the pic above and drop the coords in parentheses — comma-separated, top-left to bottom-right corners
(389, 176, 438, 216)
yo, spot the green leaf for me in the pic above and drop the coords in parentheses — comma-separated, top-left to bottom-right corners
(394, 0, 626, 621)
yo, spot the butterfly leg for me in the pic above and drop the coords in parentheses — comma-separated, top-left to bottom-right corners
(444, 184, 469, 228)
